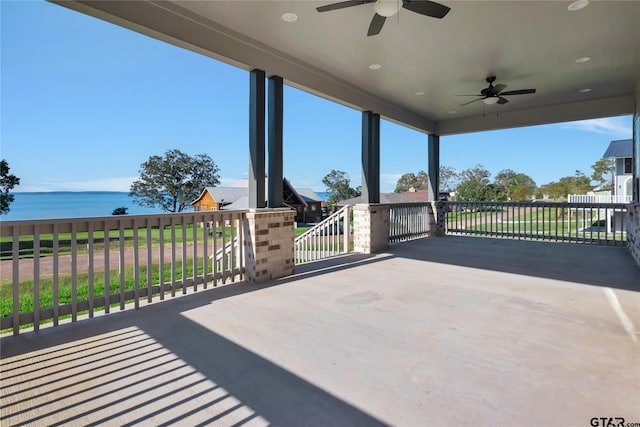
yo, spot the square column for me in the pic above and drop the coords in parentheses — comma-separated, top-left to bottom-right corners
(249, 69, 266, 209)
(428, 134, 440, 201)
(361, 111, 381, 204)
(353, 204, 389, 254)
(268, 75, 284, 208)
(243, 208, 295, 282)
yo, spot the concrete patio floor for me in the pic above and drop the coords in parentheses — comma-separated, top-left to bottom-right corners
(2, 236, 639, 426)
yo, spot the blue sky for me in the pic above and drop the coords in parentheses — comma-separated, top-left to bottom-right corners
(1, 0, 632, 193)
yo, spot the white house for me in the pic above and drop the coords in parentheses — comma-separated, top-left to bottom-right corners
(603, 139, 633, 201)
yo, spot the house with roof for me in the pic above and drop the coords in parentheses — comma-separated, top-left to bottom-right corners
(191, 178, 324, 223)
(604, 139, 633, 202)
(337, 187, 430, 206)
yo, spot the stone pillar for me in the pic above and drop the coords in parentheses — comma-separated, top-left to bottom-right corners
(353, 204, 389, 254)
(243, 208, 295, 283)
(429, 201, 446, 237)
(627, 203, 640, 268)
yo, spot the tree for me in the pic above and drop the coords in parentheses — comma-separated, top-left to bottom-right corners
(591, 158, 615, 189)
(394, 171, 428, 193)
(112, 207, 129, 215)
(494, 169, 537, 201)
(130, 149, 220, 213)
(322, 170, 360, 208)
(1, 159, 20, 215)
(509, 174, 537, 201)
(455, 164, 494, 201)
(539, 170, 591, 200)
(439, 166, 459, 192)
(494, 169, 518, 200)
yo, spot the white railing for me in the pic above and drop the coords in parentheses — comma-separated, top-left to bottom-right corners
(568, 194, 631, 203)
(0, 210, 246, 335)
(388, 203, 432, 243)
(294, 205, 351, 264)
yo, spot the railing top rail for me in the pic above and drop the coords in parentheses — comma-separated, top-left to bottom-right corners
(442, 201, 628, 208)
(0, 209, 248, 237)
(0, 209, 249, 226)
(295, 205, 349, 242)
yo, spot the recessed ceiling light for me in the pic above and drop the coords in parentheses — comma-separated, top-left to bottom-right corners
(281, 12, 298, 22)
(448, 110, 457, 114)
(575, 56, 591, 63)
(579, 88, 592, 93)
(368, 64, 382, 70)
(415, 91, 425, 96)
(568, 0, 589, 11)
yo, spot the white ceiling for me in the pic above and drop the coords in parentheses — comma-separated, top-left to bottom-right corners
(57, 0, 640, 135)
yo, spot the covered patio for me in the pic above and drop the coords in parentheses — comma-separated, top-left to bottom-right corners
(2, 237, 638, 426)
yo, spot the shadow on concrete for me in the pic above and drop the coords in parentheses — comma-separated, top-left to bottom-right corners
(390, 235, 640, 292)
(1, 259, 389, 426)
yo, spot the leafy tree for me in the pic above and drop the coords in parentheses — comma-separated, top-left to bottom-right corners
(130, 149, 220, 213)
(494, 169, 518, 200)
(539, 170, 591, 200)
(394, 171, 428, 193)
(322, 170, 360, 208)
(509, 174, 537, 201)
(590, 158, 615, 189)
(439, 166, 459, 192)
(0, 159, 20, 215)
(112, 207, 128, 215)
(494, 169, 536, 201)
(455, 164, 494, 201)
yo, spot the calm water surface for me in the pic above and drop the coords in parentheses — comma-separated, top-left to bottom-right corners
(2, 192, 161, 220)
(2, 191, 329, 221)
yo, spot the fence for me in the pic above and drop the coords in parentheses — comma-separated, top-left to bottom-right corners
(388, 203, 432, 243)
(0, 210, 246, 335)
(443, 201, 627, 246)
(294, 205, 351, 264)
(568, 194, 631, 203)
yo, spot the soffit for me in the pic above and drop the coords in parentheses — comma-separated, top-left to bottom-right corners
(59, 0, 640, 135)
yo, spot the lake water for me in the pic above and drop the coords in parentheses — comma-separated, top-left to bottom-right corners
(2, 191, 329, 221)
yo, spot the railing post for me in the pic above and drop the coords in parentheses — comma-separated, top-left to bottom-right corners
(429, 201, 446, 237)
(243, 208, 295, 282)
(353, 204, 389, 254)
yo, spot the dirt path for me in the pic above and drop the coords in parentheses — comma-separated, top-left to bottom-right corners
(0, 243, 213, 284)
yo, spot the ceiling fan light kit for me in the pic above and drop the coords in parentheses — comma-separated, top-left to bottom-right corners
(458, 76, 536, 107)
(374, 0, 400, 17)
(316, 0, 450, 36)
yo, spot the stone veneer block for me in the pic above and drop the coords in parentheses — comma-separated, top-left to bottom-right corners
(243, 208, 295, 283)
(353, 204, 390, 254)
(626, 203, 640, 268)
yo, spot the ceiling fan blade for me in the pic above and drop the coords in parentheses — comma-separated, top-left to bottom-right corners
(316, 0, 374, 13)
(402, 0, 451, 18)
(456, 94, 483, 97)
(460, 98, 483, 106)
(492, 83, 507, 94)
(497, 97, 509, 105)
(367, 13, 386, 36)
(499, 89, 536, 96)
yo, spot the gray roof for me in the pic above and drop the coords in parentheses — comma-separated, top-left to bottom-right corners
(337, 193, 414, 206)
(296, 188, 324, 203)
(224, 196, 249, 210)
(602, 139, 632, 158)
(204, 187, 247, 205)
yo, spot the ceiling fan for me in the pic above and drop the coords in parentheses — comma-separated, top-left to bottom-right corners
(458, 76, 536, 106)
(316, 0, 451, 37)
